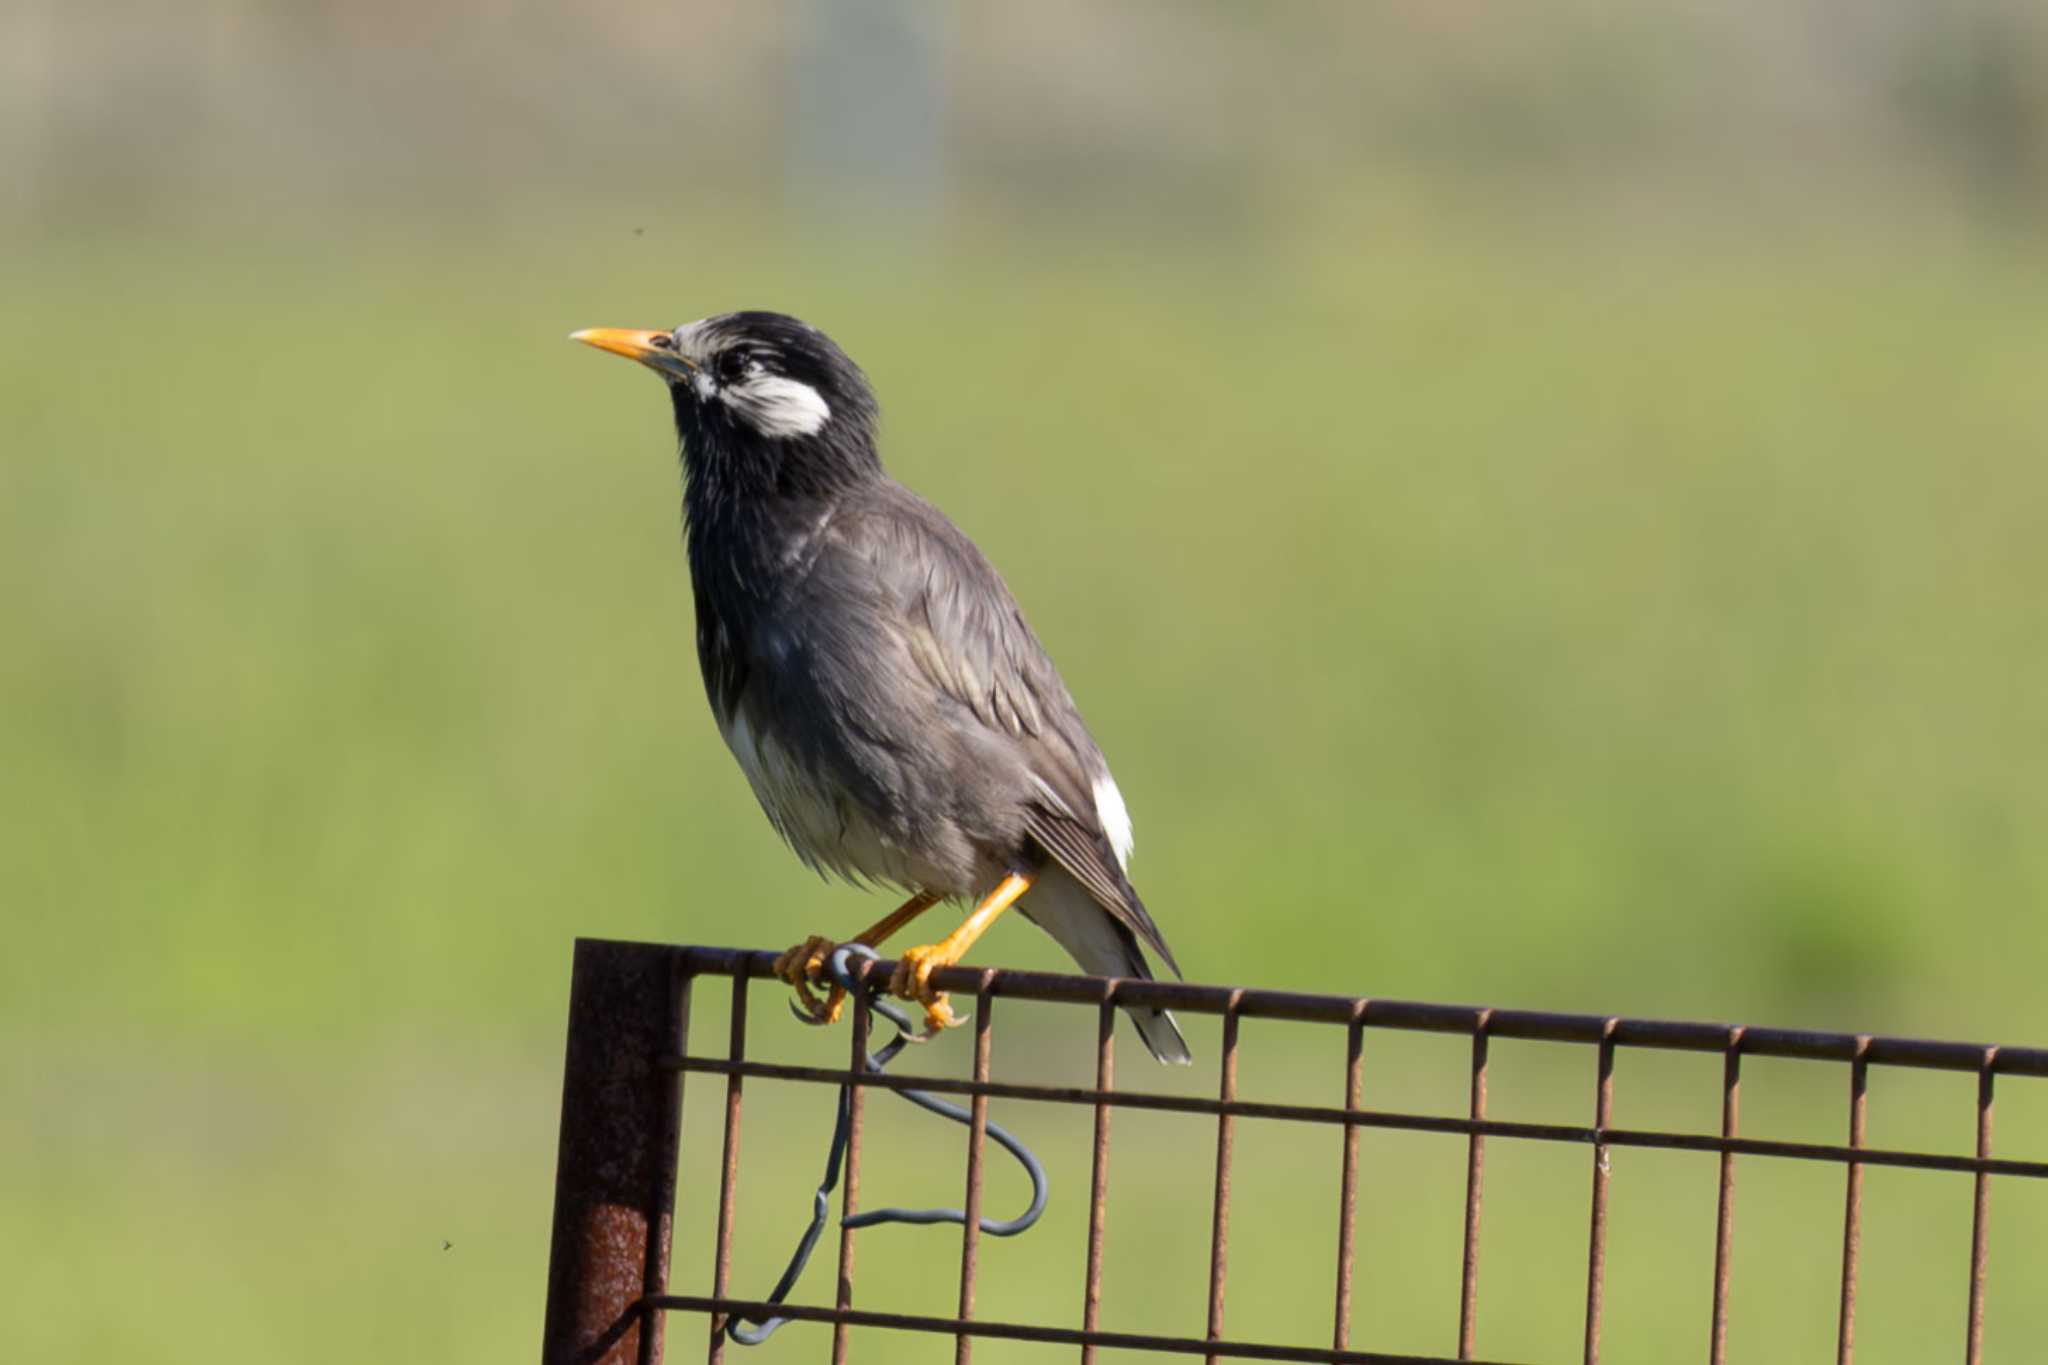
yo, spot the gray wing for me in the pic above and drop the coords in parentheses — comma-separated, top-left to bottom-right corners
(824, 484, 1180, 975)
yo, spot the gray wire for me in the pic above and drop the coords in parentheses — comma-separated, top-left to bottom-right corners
(725, 943, 1050, 1346)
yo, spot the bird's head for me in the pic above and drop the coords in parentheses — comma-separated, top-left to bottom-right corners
(572, 312, 880, 492)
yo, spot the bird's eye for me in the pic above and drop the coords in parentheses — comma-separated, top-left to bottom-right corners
(714, 349, 756, 384)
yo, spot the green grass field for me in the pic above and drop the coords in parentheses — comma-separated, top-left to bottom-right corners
(5, 216, 2047, 1361)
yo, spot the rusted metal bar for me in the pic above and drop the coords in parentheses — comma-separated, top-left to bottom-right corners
(955, 980, 997, 1365)
(1207, 995, 1245, 1365)
(652, 973, 689, 1365)
(1581, 1021, 1617, 1365)
(1334, 1009, 1367, 1353)
(1081, 990, 1118, 1365)
(705, 975, 748, 1365)
(665, 1055, 2048, 1179)
(672, 947, 2048, 1077)
(649, 1294, 1535, 1365)
(1966, 1049, 1997, 1365)
(831, 994, 873, 1365)
(1708, 1030, 1743, 1365)
(1457, 1013, 1492, 1359)
(541, 939, 689, 1365)
(1834, 1043, 1869, 1365)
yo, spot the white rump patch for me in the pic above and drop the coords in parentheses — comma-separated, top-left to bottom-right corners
(1093, 773, 1134, 871)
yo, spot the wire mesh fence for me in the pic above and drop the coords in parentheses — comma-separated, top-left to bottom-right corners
(539, 939, 2048, 1365)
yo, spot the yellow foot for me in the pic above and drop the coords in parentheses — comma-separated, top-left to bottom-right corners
(888, 943, 965, 1033)
(772, 935, 846, 1024)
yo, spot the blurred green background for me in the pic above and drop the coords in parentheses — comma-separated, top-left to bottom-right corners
(6, 3, 2048, 1361)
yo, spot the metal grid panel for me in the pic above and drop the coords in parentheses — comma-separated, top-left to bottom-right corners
(539, 939, 2048, 1365)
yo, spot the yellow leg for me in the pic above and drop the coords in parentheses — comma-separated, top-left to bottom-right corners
(889, 871, 1036, 1032)
(773, 892, 942, 1024)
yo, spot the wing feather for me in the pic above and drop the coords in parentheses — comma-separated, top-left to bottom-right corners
(1025, 805, 1180, 974)
(838, 486, 1179, 974)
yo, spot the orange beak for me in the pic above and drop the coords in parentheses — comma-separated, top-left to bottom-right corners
(569, 327, 695, 379)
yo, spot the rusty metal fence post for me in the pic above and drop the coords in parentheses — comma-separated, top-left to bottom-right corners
(541, 939, 689, 1365)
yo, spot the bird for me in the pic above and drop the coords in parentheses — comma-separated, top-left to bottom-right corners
(571, 312, 1189, 1064)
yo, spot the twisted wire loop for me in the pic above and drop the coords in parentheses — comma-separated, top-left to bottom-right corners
(724, 944, 1050, 1347)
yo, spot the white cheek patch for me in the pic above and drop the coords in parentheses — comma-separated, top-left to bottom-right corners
(720, 374, 831, 438)
(1092, 773, 1134, 871)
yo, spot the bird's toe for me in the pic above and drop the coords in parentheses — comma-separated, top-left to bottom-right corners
(888, 943, 965, 1033)
(888, 943, 940, 1000)
(776, 935, 847, 1025)
(774, 935, 836, 985)
(920, 994, 963, 1033)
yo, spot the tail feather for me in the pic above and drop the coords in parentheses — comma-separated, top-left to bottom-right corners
(1018, 866, 1193, 1066)
(1130, 1000, 1192, 1065)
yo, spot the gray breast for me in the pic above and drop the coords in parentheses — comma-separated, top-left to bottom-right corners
(717, 702, 974, 897)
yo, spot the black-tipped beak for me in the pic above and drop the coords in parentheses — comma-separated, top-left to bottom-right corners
(569, 327, 696, 382)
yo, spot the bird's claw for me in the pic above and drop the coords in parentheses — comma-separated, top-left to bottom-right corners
(774, 936, 848, 1025)
(888, 944, 965, 1034)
